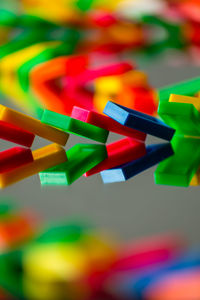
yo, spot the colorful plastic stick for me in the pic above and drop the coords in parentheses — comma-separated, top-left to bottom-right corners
(0, 105, 69, 146)
(0, 147, 33, 173)
(41, 109, 109, 143)
(101, 143, 173, 183)
(84, 138, 146, 176)
(158, 101, 200, 137)
(159, 77, 200, 102)
(0, 121, 35, 147)
(71, 106, 146, 141)
(155, 135, 200, 187)
(104, 101, 175, 141)
(39, 144, 107, 185)
(169, 94, 200, 111)
(0, 144, 67, 188)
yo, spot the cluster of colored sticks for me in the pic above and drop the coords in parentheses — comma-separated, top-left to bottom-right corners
(0, 200, 199, 300)
(2, 59, 200, 188)
(0, 0, 200, 188)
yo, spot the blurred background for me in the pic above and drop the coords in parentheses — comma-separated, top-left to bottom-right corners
(0, 0, 199, 245)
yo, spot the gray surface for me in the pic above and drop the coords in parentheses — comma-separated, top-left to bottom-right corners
(1, 55, 200, 246)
